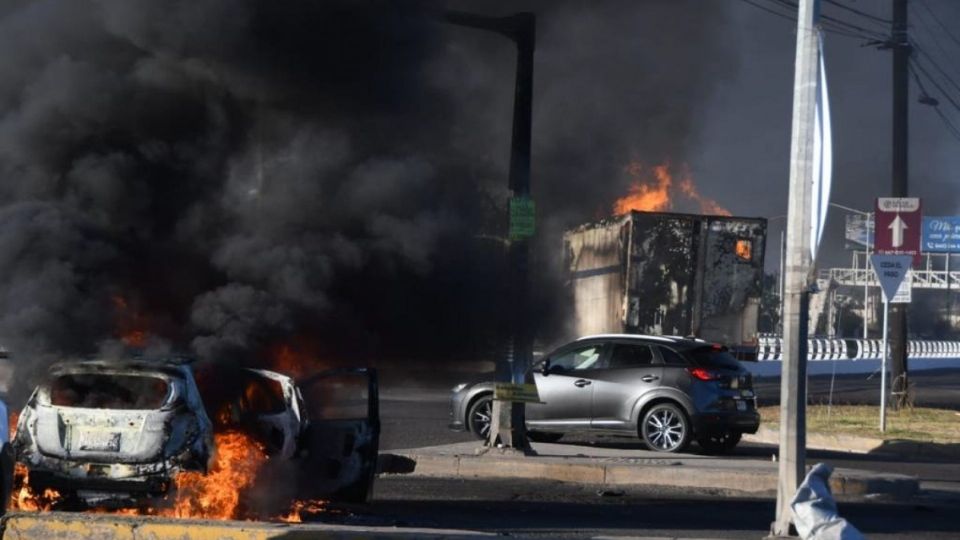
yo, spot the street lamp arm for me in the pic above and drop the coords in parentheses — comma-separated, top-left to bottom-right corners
(443, 11, 532, 42)
(829, 202, 871, 216)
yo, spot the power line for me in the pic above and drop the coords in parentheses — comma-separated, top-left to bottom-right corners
(823, 0, 892, 26)
(911, 42, 960, 98)
(909, 7, 959, 69)
(767, 0, 889, 40)
(914, 0, 960, 50)
(908, 60, 960, 141)
(739, 0, 885, 41)
(738, 0, 797, 26)
(910, 57, 960, 115)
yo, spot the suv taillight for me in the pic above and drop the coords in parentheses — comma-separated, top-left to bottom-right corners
(686, 367, 718, 381)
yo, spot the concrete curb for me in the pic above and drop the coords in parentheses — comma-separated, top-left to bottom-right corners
(743, 425, 960, 461)
(378, 451, 919, 500)
(0, 512, 493, 539)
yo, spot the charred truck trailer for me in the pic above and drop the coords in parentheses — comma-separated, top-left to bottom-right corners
(564, 211, 767, 352)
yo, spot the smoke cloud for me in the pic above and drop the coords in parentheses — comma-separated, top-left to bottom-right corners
(4, 0, 862, 392)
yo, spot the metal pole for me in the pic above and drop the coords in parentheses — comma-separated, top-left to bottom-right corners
(947, 254, 953, 332)
(889, 0, 911, 409)
(780, 228, 786, 333)
(865, 223, 871, 339)
(444, 12, 535, 451)
(772, 0, 818, 534)
(881, 296, 889, 432)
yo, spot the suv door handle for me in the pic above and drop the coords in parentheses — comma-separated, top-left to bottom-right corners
(574, 379, 591, 387)
(641, 375, 659, 383)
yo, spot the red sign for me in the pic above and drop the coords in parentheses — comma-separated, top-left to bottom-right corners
(874, 197, 922, 265)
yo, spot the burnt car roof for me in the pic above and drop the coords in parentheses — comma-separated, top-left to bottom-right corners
(48, 358, 192, 378)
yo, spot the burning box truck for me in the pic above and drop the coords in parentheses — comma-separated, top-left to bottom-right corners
(564, 211, 767, 354)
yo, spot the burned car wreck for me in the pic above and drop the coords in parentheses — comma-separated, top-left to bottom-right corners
(13, 359, 213, 504)
(12, 357, 380, 510)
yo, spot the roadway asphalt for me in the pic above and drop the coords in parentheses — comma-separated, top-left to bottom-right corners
(377, 367, 960, 495)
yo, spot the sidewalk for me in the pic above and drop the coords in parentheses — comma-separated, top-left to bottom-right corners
(379, 441, 919, 499)
(744, 425, 960, 461)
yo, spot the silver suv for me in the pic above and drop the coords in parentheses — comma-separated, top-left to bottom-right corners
(449, 334, 759, 453)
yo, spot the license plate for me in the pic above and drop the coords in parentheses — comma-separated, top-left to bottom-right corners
(736, 400, 747, 412)
(78, 431, 121, 452)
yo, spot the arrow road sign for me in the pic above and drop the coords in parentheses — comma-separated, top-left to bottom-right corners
(871, 254, 913, 303)
(874, 197, 922, 265)
(889, 215, 907, 248)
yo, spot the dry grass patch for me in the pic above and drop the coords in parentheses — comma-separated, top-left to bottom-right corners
(758, 405, 960, 443)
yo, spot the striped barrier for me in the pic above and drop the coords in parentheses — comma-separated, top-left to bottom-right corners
(754, 335, 960, 361)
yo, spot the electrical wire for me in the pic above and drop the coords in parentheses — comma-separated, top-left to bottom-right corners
(911, 59, 960, 114)
(914, 0, 960, 50)
(908, 61, 960, 141)
(909, 7, 959, 70)
(738, 0, 885, 42)
(823, 0, 892, 26)
(911, 42, 960, 97)
(767, 0, 890, 40)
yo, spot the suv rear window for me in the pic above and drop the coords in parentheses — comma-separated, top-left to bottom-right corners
(51, 374, 170, 409)
(689, 347, 742, 370)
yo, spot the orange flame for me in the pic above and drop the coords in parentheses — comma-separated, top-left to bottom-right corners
(164, 431, 267, 520)
(279, 499, 328, 523)
(112, 295, 151, 347)
(10, 463, 62, 512)
(613, 162, 731, 216)
(269, 343, 327, 379)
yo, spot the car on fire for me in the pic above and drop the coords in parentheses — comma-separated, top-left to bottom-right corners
(449, 334, 760, 453)
(12, 359, 215, 505)
(12, 357, 380, 508)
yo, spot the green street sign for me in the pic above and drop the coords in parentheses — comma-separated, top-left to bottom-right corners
(493, 383, 542, 403)
(509, 196, 535, 240)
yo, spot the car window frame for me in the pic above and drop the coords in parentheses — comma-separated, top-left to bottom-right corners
(605, 340, 660, 370)
(541, 341, 610, 374)
(654, 345, 692, 367)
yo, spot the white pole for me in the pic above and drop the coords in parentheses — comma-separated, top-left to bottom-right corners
(881, 295, 889, 432)
(864, 237, 871, 340)
(773, 0, 818, 534)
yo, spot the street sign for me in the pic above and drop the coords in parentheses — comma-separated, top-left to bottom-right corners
(844, 213, 874, 250)
(871, 254, 913, 303)
(493, 383, 542, 403)
(892, 272, 911, 304)
(874, 197, 922, 265)
(922, 216, 960, 253)
(509, 197, 535, 241)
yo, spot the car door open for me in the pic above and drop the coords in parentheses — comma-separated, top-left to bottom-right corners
(295, 367, 380, 504)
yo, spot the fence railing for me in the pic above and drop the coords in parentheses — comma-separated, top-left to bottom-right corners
(754, 335, 960, 361)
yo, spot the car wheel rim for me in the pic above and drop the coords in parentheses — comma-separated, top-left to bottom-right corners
(473, 400, 492, 438)
(645, 408, 684, 451)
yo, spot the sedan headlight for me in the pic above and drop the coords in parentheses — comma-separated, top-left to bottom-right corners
(451, 383, 468, 393)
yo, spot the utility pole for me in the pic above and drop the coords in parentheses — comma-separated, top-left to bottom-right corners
(890, 0, 910, 409)
(772, 0, 818, 535)
(445, 11, 536, 450)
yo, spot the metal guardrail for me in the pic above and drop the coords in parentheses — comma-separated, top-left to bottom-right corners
(825, 267, 960, 290)
(755, 335, 960, 361)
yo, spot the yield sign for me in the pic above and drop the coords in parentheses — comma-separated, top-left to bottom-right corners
(871, 254, 913, 302)
(874, 197, 922, 265)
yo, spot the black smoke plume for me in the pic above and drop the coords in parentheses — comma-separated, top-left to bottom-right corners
(0, 0, 736, 394)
